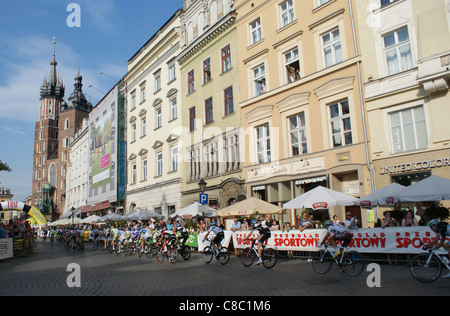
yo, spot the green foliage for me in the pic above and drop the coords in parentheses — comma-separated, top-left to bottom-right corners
(0, 161, 11, 172)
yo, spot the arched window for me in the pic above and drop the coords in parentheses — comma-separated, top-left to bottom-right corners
(49, 163, 57, 187)
(65, 118, 70, 130)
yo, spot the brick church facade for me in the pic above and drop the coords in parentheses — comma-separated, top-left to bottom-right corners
(31, 43, 92, 220)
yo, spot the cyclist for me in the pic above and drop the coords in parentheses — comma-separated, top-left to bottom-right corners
(426, 219, 450, 278)
(175, 223, 189, 250)
(242, 219, 271, 265)
(203, 222, 225, 256)
(320, 220, 353, 259)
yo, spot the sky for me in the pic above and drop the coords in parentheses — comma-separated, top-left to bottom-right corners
(0, 0, 184, 202)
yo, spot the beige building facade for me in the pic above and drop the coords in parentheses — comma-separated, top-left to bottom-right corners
(178, 0, 245, 210)
(235, 0, 374, 226)
(354, 0, 450, 218)
(124, 10, 184, 219)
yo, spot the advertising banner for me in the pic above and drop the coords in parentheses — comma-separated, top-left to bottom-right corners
(230, 226, 449, 255)
(0, 238, 13, 260)
(88, 86, 118, 205)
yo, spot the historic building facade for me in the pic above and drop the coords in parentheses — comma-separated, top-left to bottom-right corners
(178, 0, 245, 210)
(235, 0, 373, 225)
(354, 0, 450, 203)
(124, 10, 184, 219)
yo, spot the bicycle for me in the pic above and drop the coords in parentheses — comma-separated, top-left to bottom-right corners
(240, 238, 277, 269)
(202, 238, 230, 265)
(410, 244, 450, 283)
(155, 237, 178, 264)
(177, 234, 192, 261)
(311, 242, 365, 277)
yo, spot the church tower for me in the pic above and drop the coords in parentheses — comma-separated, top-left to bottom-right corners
(32, 41, 65, 219)
(31, 40, 92, 220)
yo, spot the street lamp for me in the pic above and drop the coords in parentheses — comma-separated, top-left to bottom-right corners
(198, 178, 207, 193)
(70, 206, 76, 226)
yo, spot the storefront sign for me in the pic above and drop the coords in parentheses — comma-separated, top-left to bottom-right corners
(379, 157, 450, 175)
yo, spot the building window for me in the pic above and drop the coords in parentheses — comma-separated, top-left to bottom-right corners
(389, 106, 427, 153)
(224, 86, 234, 116)
(380, 0, 395, 7)
(383, 26, 413, 75)
(155, 107, 162, 129)
(170, 98, 177, 120)
(329, 99, 352, 147)
(168, 62, 176, 82)
(140, 83, 146, 103)
(284, 47, 300, 83)
(188, 70, 195, 94)
(171, 146, 178, 172)
(322, 27, 342, 68)
(131, 163, 136, 184)
(253, 64, 266, 96)
(141, 117, 146, 137)
(154, 72, 161, 93)
(142, 159, 147, 181)
(250, 17, 262, 44)
(256, 124, 271, 163)
(205, 97, 213, 125)
(131, 123, 136, 142)
(280, 0, 295, 27)
(221, 45, 232, 73)
(225, 133, 240, 172)
(203, 58, 211, 84)
(157, 152, 163, 176)
(189, 107, 196, 132)
(289, 112, 307, 156)
(130, 91, 136, 110)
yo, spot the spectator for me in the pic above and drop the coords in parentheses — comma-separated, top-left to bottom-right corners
(298, 211, 313, 232)
(197, 218, 207, 233)
(381, 210, 399, 264)
(230, 217, 241, 232)
(344, 212, 359, 229)
(241, 218, 249, 231)
(402, 210, 418, 227)
(270, 220, 279, 231)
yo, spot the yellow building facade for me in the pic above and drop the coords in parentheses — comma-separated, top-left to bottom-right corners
(354, 0, 450, 215)
(235, 0, 374, 226)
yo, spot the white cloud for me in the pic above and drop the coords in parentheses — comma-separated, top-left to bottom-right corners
(0, 34, 126, 123)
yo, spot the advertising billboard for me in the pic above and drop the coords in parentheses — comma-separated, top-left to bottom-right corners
(88, 86, 118, 205)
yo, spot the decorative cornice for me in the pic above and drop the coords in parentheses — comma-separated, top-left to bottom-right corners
(178, 11, 237, 66)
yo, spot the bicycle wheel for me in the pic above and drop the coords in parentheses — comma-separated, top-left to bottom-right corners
(342, 250, 365, 277)
(240, 247, 255, 267)
(262, 247, 277, 269)
(217, 247, 230, 265)
(168, 249, 178, 264)
(156, 249, 165, 263)
(180, 246, 191, 261)
(202, 246, 214, 264)
(410, 253, 442, 283)
(312, 250, 333, 274)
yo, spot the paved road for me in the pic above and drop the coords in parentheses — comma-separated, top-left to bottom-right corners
(1, 240, 448, 298)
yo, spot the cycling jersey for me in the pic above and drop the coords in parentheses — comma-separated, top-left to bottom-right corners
(327, 224, 350, 238)
(251, 224, 271, 244)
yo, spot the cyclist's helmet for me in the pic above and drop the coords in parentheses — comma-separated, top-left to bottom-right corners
(210, 222, 216, 226)
(428, 219, 439, 228)
(324, 220, 334, 228)
(250, 220, 258, 227)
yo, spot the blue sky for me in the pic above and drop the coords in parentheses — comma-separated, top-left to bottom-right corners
(0, 0, 183, 201)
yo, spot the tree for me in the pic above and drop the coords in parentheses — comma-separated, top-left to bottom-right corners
(0, 160, 11, 172)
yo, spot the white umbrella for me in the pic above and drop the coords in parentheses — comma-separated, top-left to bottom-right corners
(215, 197, 282, 217)
(283, 186, 359, 210)
(127, 209, 162, 220)
(170, 202, 216, 218)
(98, 213, 124, 222)
(80, 215, 102, 224)
(398, 175, 450, 202)
(357, 183, 405, 208)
